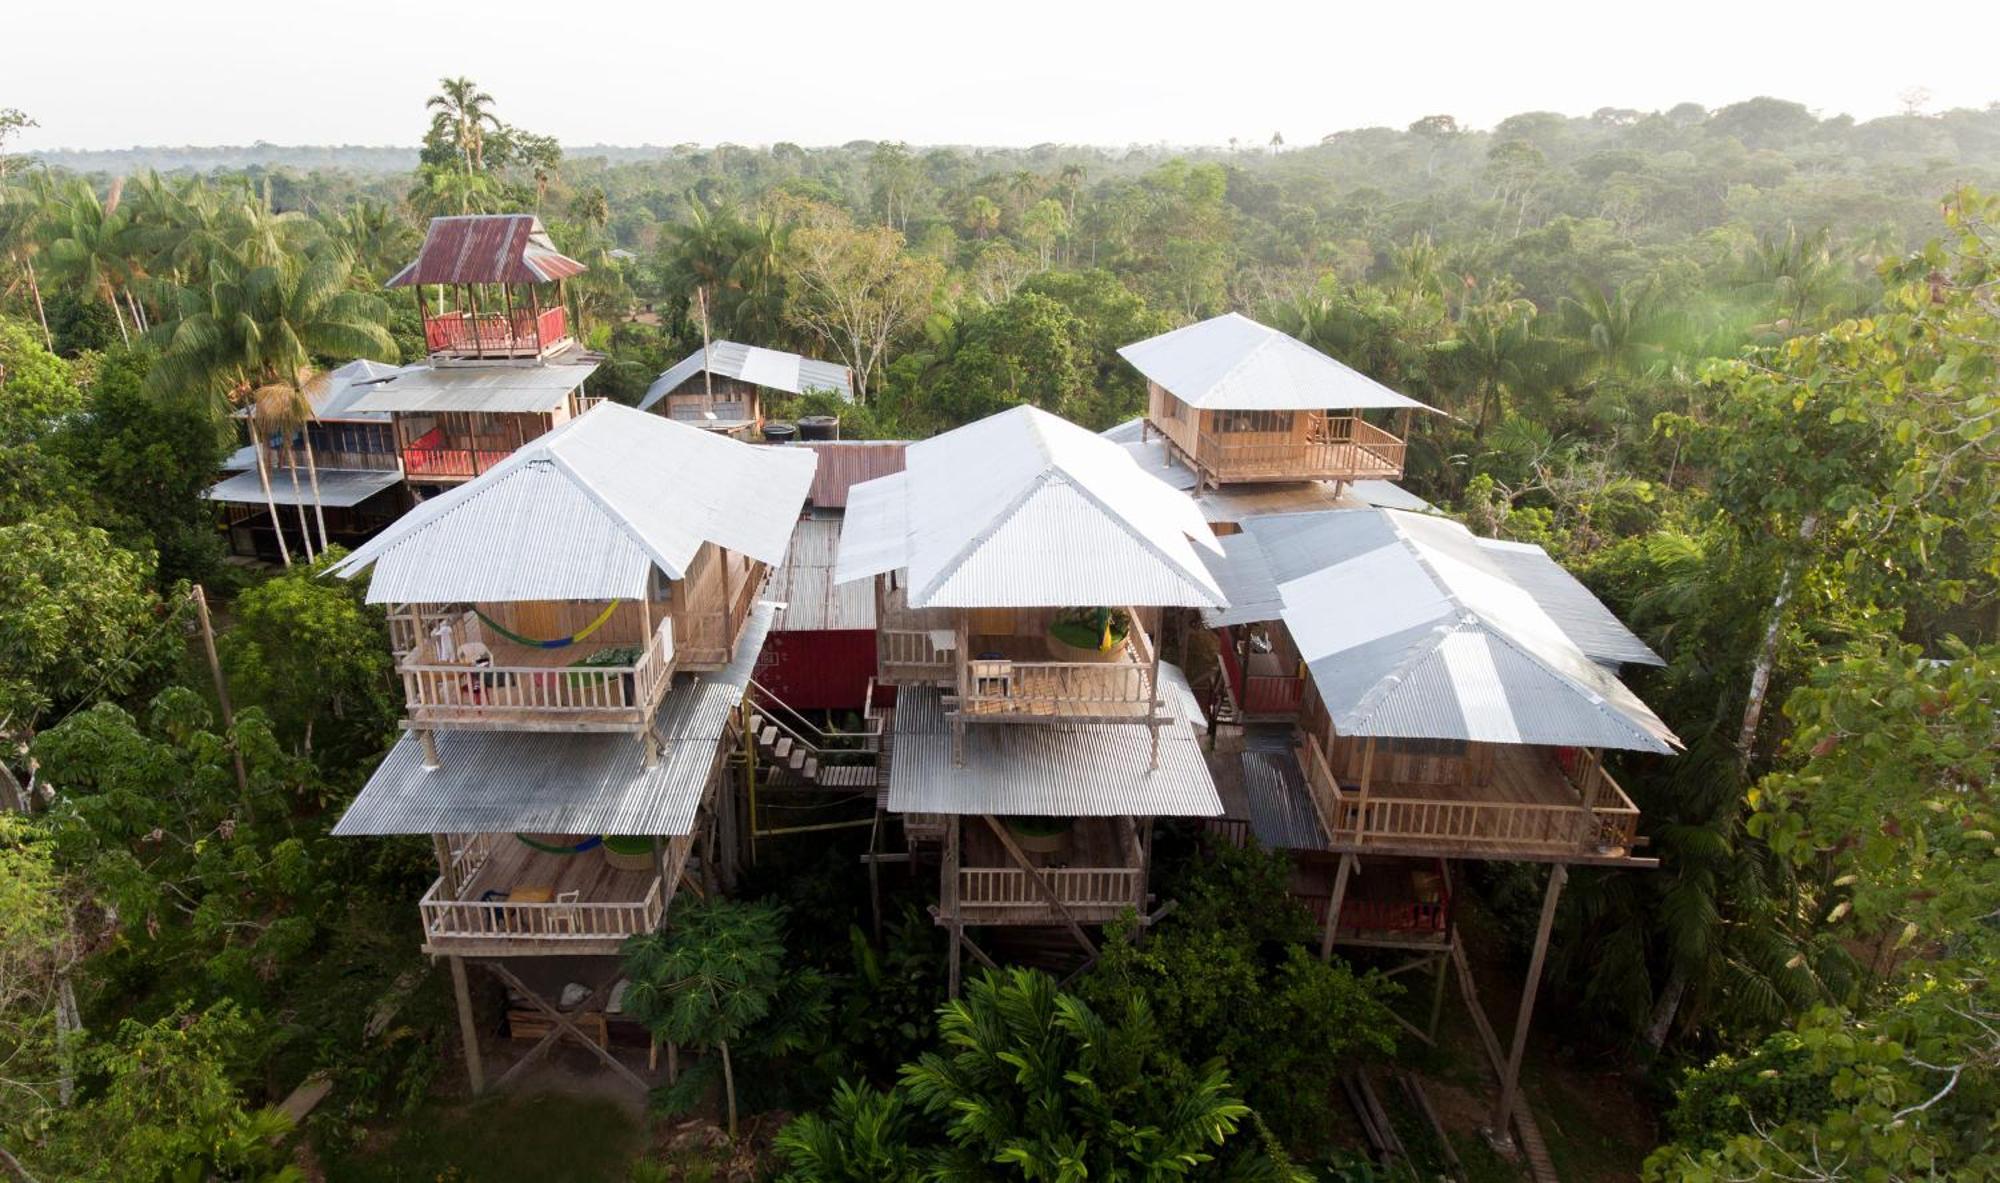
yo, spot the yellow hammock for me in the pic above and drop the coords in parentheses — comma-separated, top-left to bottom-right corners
(472, 601, 621, 649)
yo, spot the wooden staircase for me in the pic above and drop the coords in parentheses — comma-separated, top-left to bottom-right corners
(741, 677, 886, 791)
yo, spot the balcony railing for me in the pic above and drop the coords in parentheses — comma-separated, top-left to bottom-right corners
(399, 617, 676, 731)
(423, 305, 569, 359)
(402, 443, 515, 480)
(878, 628, 954, 684)
(955, 866, 1145, 919)
(1194, 415, 1408, 483)
(1299, 735, 1641, 856)
(957, 615, 1160, 722)
(417, 833, 671, 951)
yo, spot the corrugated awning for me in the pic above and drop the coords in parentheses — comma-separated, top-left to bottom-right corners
(884, 667, 1221, 818)
(333, 604, 771, 837)
(345, 356, 600, 414)
(205, 468, 402, 508)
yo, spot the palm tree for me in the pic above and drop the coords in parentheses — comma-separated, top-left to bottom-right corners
(323, 200, 418, 285)
(1436, 297, 1586, 441)
(251, 378, 331, 557)
(426, 77, 501, 175)
(660, 197, 755, 393)
(0, 175, 53, 347)
(40, 178, 136, 343)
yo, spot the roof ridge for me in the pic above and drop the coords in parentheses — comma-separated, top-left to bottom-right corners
(909, 463, 1055, 606)
(545, 435, 689, 582)
(1050, 467, 1223, 608)
(1475, 613, 1678, 752)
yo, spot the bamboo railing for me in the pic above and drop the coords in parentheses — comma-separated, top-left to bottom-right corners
(399, 617, 675, 728)
(955, 866, 1144, 915)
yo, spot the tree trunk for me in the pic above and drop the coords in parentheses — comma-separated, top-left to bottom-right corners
(1736, 512, 1822, 773)
(283, 447, 316, 563)
(107, 287, 130, 345)
(254, 443, 292, 567)
(698, 287, 713, 401)
(22, 255, 50, 350)
(302, 434, 329, 554)
(0, 1143, 43, 1183)
(719, 1038, 737, 1140)
(1643, 962, 1689, 1052)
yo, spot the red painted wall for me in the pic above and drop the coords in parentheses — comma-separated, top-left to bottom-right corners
(755, 630, 878, 712)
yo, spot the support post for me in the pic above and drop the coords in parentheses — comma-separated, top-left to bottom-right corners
(945, 817, 963, 998)
(1320, 852, 1356, 961)
(448, 956, 484, 1095)
(420, 729, 441, 770)
(1489, 863, 1568, 1142)
(983, 815, 1098, 958)
(1354, 736, 1377, 842)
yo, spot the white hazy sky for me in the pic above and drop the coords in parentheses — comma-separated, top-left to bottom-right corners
(12, 0, 2000, 151)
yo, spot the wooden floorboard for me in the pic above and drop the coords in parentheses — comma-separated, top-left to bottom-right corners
(460, 837, 655, 905)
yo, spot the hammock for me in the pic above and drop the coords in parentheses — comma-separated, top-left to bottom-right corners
(512, 834, 603, 855)
(473, 601, 621, 650)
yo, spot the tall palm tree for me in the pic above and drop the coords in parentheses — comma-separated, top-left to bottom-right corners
(427, 77, 501, 175)
(660, 198, 755, 392)
(40, 178, 136, 343)
(251, 377, 332, 557)
(0, 175, 53, 347)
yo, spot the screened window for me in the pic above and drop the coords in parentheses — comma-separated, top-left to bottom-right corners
(1384, 737, 1468, 759)
(1214, 410, 1294, 434)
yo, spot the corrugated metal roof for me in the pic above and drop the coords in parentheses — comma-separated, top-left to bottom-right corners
(345, 353, 600, 414)
(639, 341, 854, 409)
(230, 359, 411, 423)
(1111, 429, 1433, 523)
(1211, 509, 1677, 752)
(221, 444, 257, 471)
(1118, 313, 1438, 412)
(885, 667, 1221, 817)
(834, 406, 1225, 609)
(334, 605, 771, 837)
(801, 441, 907, 509)
(1242, 749, 1325, 850)
(331, 403, 816, 603)
(385, 215, 588, 287)
(1476, 539, 1663, 668)
(1264, 505, 1672, 747)
(206, 467, 402, 508)
(766, 517, 875, 633)
(1200, 534, 1284, 627)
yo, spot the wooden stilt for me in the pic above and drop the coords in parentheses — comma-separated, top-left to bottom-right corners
(448, 956, 485, 1095)
(1320, 852, 1356, 961)
(945, 818, 963, 998)
(483, 961, 650, 1093)
(1490, 863, 1568, 1140)
(984, 815, 1099, 958)
(420, 729, 441, 770)
(867, 809, 884, 944)
(1428, 950, 1450, 1041)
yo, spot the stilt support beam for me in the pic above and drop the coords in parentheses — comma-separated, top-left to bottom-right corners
(1488, 863, 1568, 1143)
(448, 955, 484, 1096)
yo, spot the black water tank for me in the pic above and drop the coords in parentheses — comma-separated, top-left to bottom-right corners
(761, 421, 797, 443)
(797, 414, 840, 441)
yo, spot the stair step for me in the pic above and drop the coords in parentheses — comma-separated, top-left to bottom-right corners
(773, 736, 794, 759)
(747, 713, 764, 735)
(760, 726, 778, 748)
(788, 748, 806, 770)
(802, 757, 819, 780)
(819, 766, 879, 789)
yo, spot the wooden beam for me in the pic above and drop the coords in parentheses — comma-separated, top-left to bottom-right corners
(448, 955, 485, 1095)
(945, 818, 962, 998)
(1355, 736, 1377, 842)
(1320, 852, 1356, 961)
(1491, 863, 1567, 1139)
(482, 960, 650, 1094)
(982, 815, 1099, 959)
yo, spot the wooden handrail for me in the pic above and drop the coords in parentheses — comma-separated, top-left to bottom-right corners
(400, 617, 674, 723)
(957, 866, 1144, 909)
(419, 867, 664, 943)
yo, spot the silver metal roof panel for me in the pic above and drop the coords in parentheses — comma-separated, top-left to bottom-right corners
(205, 467, 402, 509)
(1118, 313, 1437, 412)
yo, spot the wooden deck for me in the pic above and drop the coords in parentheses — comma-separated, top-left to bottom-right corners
(957, 632, 1156, 722)
(419, 833, 681, 956)
(1301, 738, 1643, 861)
(399, 617, 676, 733)
(943, 817, 1146, 926)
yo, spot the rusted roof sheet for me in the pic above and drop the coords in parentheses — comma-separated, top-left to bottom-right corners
(385, 215, 588, 287)
(800, 440, 907, 509)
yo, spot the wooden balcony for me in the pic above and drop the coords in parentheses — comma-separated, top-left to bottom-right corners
(423, 305, 570, 361)
(418, 832, 685, 956)
(955, 612, 1161, 725)
(1215, 628, 1306, 719)
(1194, 416, 1407, 483)
(1299, 735, 1641, 860)
(399, 616, 676, 732)
(942, 817, 1147, 926)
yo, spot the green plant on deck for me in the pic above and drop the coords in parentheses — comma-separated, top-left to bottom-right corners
(1049, 606, 1131, 651)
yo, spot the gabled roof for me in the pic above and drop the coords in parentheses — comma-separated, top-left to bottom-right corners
(344, 350, 600, 414)
(1475, 538, 1664, 668)
(1203, 508, 1679, 753)
(639, 341, 854, 408)
(385, 214, 587, 287)
(1118, 312, 1437, 412)
(330, 403, 816, 603)
(834, 405, 1225, 609)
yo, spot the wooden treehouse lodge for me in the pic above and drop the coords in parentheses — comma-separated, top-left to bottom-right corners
(350, 215, 604, 492)
(639, 340, 855, 440)
(1119, 312, 1437, 494)
(836, 406, 1229, 988)
(331, 402, 816, 1094)
(1197, 503, 1676, 1151)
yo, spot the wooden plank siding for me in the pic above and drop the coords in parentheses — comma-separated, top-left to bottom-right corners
(1144, 382, 1407, 485)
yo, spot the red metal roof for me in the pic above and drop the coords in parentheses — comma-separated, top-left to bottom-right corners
(385, 214, 588, 287)
(801, 440, 907, 508)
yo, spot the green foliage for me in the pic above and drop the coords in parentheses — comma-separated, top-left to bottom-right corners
(1083, 843, 1400, 1151)
(218, 556, 396, 775)
(779, 968, 1287, 1182)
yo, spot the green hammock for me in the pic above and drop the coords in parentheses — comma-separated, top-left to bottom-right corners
(473, 600, 621, 650)
(512, 834, 603, 855)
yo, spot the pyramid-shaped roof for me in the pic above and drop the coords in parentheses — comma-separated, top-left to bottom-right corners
(835, 405, 1224, 609)
(331, 403, 816, 603)
(1119, 312, 1436, 412)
